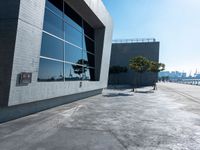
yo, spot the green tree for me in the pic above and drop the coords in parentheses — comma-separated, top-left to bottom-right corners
(129, 56, 150, 91)
(149, 61, 165, 90)
(149, 61, 165, 73)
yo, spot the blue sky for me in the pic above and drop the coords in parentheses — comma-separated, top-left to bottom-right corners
(102, 0, 200, 74)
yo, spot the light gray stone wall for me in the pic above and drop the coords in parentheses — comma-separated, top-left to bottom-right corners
(8, 0, 113, 106)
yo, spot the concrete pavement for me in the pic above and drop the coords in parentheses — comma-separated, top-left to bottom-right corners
(1, 83, 200, 150)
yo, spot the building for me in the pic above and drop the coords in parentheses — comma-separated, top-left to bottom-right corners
(0, 0, 113, 123)
(159, 71, 187, 79)
(109, 39, 159, 86)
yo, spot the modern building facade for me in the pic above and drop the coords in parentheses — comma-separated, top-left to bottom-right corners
(109, 39, 159, 86)
(0, 0, 113, 122)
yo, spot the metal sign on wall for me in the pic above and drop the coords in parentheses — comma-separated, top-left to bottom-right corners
(19, 72, 32, 85)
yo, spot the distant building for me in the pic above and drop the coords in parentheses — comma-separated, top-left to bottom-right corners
(194, 73, 200, 79)
(159, 71, 187, 79)
(108, 39, 160, 87)
(182, 73, 187, 78)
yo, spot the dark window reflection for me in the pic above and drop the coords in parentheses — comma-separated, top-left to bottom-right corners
(41, 33, 64, 60)
(65, 23, 82, 48)
(38, 58, 64, 82)
(82, 68, 95, 81)
(65, 63, 82, 80)
(39, 1, 97, 82)
(83, 51, 95, 67)
(46, 0, 63, 17)
(89, 68, 95, 81)
(65, 43, 82, 64)
(64, 2, 82, 31)
(82, 68, 90, 80)
(83, 36, 94, 53)
(44, 9, 63, 38)
(83, 21, 94, 40)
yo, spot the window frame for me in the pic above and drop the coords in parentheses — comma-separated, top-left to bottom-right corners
(38, 0, 96, 82)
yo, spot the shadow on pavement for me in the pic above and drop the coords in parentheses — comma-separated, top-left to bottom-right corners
(134, 90, 154, 94)
(103, 93, 133, 97)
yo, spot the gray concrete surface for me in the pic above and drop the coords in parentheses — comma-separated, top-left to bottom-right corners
(1, 83, 200, 149)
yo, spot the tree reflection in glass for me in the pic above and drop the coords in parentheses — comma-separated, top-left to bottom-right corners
(72, 59, 88, 79)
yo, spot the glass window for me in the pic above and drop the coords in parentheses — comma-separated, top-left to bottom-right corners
(43, 9, 63, 39)
(82, 68, 95, 81)
(83, 21, 94, 40)
(46, 0, 63, 17)
(64, 2, 82, 31)
(65, 43, 82, 64)
(83, 36, 95, 53)
(65, 23, 82, 48)
(38, 58, 64, 82)
(41, 33, 64, 60)
(82, 51, 88, 66)
(83, 51, 95, 67)
(65, 63, 82, 81)
(38, 1, 97, 82)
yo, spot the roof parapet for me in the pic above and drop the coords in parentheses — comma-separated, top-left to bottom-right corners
(113, 38, 156, 43)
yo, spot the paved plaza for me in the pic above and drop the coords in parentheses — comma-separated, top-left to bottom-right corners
(1, 83, 200, 150)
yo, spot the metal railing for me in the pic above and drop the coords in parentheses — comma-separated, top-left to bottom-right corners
(171, 79, 200, 86)
(112, 38, 156, 44)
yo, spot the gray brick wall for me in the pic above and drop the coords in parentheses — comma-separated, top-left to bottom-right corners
(8, 0, 113, 106)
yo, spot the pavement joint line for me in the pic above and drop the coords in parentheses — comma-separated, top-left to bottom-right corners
(108, 129, 129, 150)
(63, 126, 109, 132)
(60, 126, 128, 150)
(160, 86, 200, 104)
(57, 125, 131, 148)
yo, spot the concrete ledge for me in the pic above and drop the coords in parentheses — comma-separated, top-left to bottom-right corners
(0, 89, 102, 123)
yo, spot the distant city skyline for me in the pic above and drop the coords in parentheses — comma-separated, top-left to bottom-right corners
(103, 0, 200, 74)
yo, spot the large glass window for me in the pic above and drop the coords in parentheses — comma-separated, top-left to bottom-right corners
(38, 58, 64, 82)
(83, 36, 95, 53)
(82, 68, 91, 80)
(38, 1, 97, 82)
(40, 33, 64, 60)
(46, 0, 63, 17)
(64, 2, 82, 31)
(65, 43, 82, 64)
(82, 68, 95, 81)
(65, 23, 82, 48)
(83, 21, 94, 40)
(65, 63, 82, 81)
(43, 9, 63, 38)
(83, 51, 95, 67)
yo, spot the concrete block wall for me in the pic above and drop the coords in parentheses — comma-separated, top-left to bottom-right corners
(7, 0, 113, 106)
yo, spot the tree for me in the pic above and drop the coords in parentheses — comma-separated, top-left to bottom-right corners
(149, 61, 165, 73)
(72, 59, 88, 78)
(109, 66, 128, 84)
(129, 56, 150, 91)
(149, 61, 165, 90)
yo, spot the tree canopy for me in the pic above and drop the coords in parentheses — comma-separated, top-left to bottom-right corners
(129, 56, 150, 73)
(149, 61, 165, 73)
